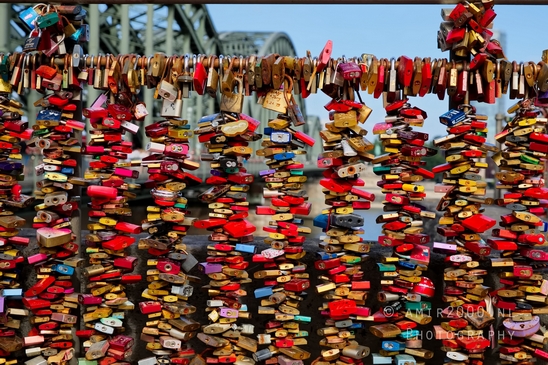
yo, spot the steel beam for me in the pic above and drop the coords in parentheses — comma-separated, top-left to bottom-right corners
(120, 4, 130, 54)
(142, 4, 155, 145)
(0, 5, 10, 53)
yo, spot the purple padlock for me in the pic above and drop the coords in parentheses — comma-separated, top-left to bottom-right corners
(259, 169, 276, 177)
(199, 262, 223, 274)
(536, 90, 548, 106)
(278, 355, 303, 365)
(503, 316, 540, 338)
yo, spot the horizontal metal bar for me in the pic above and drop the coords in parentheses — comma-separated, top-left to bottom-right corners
(4, 0, 545, 4)
(43, 53, 543, 72)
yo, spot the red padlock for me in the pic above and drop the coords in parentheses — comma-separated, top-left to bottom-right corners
(461, 214, 496, 233)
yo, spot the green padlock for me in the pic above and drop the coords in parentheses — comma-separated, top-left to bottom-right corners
(377, 263, 396, 272)
(373, 165, 391, 175)
(36, 11, 59, 29)
(520, 154, 539, 165)
(405, 301, 431, 311)
(0, 56, 9, 82)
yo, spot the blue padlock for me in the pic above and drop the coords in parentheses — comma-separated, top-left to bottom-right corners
(37, 109, 62, 122)
(270, 131, 291, 144)
(51, 264, 74, 275)
(398, 261, 417, 270)
(372, 353, 392, 365)
(235, 244, 256, 254)
(199, 113, 219, 123)
(273, 152, 295, 161)
(313, 214, 329, 229)
(2, 289, 22, 298)
(439, 109, 466, 126)
(19, 6, 40, 30)
(395, 354, 416, 365)
(254, 287, 273, 299)
(382, 340, 406, 351)
(399, 329, 420, 340)
(316, 252, 339, 260)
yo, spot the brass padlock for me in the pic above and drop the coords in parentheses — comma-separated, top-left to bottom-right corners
(262, 88, 289, 114)
(221, 56, 236, 95)
(206, 55, 219, 98)
(220, 76, 244, 114)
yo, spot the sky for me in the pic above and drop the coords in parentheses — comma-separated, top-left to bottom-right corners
(207, 4, 546, 139)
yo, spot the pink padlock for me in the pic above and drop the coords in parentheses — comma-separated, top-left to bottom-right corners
(219, 307, 239, 318)
(82, 145, 105, 155)
(87, 186, 117, 199)
(113, 167, 139, 179)
(79, 294, 102, 306)
(28, 253, 49, 265)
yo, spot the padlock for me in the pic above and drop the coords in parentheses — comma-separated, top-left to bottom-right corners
(220, 76, 244, 114)
(36, 8, 60, 29)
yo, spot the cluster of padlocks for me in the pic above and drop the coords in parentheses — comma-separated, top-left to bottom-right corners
(6, 0, 548, 364)
(433, 105, 496, 363)
(23, 6, 85, 363)
(191, 89, 261, 364)
(80, 89, 143, 361)
(253, 76, 313, 364)
(371, 100, 435, 365)
(0, 87, 32, 364)
(138, 98, 202, 365)
(491, 99, 548, 362)
(313, 73, 376, 364)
